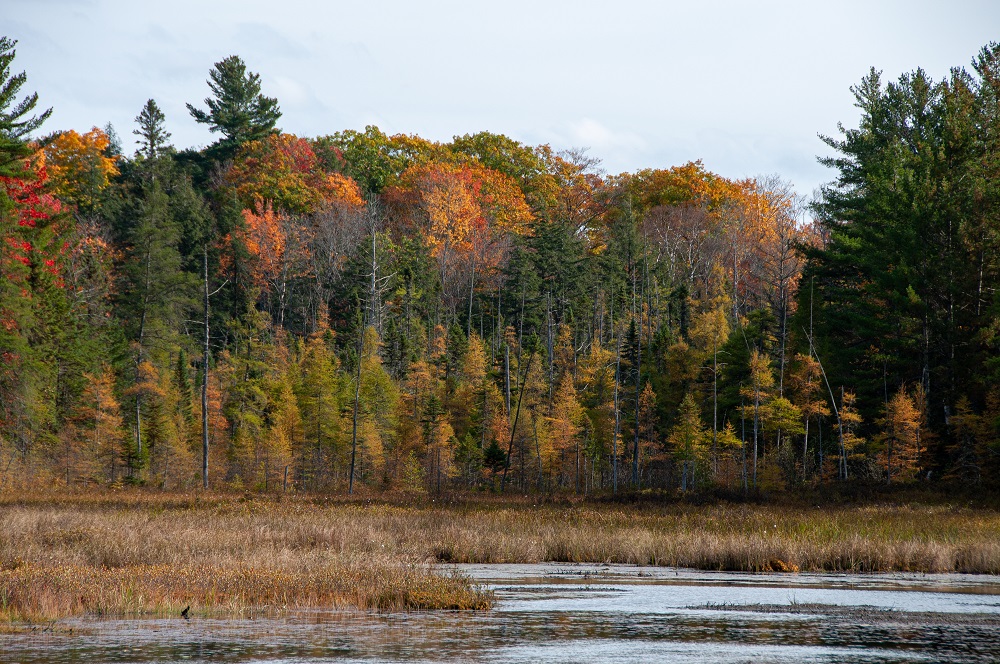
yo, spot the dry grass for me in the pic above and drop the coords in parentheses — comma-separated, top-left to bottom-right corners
(402, 502, 1000, 574)
(2, 489, 999, 621)
(0, 561, 486, 622)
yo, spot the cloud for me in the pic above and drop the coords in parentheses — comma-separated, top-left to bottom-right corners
(565, 118, 646, 153)
(272, 76, 309, 107)
(234, 23, 309, 59)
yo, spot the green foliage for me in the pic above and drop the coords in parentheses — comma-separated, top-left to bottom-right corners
(0, 36, 50, 180)
(112, 159, 199, 353)
(7, 39, 1000, 494)
(186, 55, 280, 158)
(295, 331, 344, 488)
(449, 131, 557, 213)
(133, 99, 171, 159)
(803, 45, 1000, 462)
(321, 126, 407, 195)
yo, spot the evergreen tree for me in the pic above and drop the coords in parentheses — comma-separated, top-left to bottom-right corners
(111, 155, 200, 471)
(133, 99, 171, 159)
(358, 326, 398, 484)
(68, 364, 125, 483)
(0, 36, 50, 184)
(801, 53, 1000, 472)
(186, 55, 280, 158)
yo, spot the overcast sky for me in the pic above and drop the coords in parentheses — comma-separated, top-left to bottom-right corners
(7, 0, 999, 197)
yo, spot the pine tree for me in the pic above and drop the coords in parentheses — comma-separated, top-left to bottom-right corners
(946, 396, 981, 483)
(802, 50, 1000, 473)
(0, 36, 50, 184)
(66, 364, 124, 483)
(838, 389, 865, 480)
(359, 326, 399, 485)
(423, 392, 456, 493)
(740, 348, 775, 487)
(133, 99, 171, 159)
(0, 37, 53, 461)
(114, 166, 196, 467)
(263, 372, 299, 491)
(788, 353, 830, 482)
(186, 55, 280, 157)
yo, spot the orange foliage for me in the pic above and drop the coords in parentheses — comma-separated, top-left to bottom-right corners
(240, 199, 313, 296)
(631, 161, 808, 315)
(407, 163, 478, 258)
(464, 162, 533, 235)
(629, 160, 732, 211)
(42, 128, 119, 210)
(319, 172, 365, 208)
(228, 134, 364, 214)
(731, 176, 805, 312)
(397, 161, 533, 251)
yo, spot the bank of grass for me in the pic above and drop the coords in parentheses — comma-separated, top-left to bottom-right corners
(0, 561, 487, 622)
(2, 489, 999, 620)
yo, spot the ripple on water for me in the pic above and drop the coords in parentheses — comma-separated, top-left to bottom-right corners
(3, 564, 999, 664)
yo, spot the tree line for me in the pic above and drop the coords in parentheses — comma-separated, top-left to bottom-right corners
(1, 37, 998, 494)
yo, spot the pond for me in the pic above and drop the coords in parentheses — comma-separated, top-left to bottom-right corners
(3, 563, 1000, 663)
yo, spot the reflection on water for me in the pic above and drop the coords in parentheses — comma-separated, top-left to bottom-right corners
(3, 564, 999, 663)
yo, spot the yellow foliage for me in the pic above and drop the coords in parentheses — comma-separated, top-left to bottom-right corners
(228, 133, 365, 214)
(879, 387, 921, 482)
(669, 393, 708, 463)
(548, 372, 584, 458)
(66, 365, 125, 483)
(840, 390, 865, 461)
(43, 127, 119, 209)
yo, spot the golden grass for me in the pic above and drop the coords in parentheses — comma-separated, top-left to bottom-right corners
(2, 490, 999, 621)
(0, 562, 489, 622)
(403, 502, 1000, 574)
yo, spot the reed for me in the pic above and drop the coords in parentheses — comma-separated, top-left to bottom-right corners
(2, 491, 998, 621)
(0, 561, 489, 622)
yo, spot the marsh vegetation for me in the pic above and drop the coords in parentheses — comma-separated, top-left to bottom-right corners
(2, 491, 999, 621)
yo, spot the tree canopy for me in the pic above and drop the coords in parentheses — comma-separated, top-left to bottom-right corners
(2, 36, 1000, 495)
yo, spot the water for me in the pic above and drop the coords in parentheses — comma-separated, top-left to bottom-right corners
(3, 563, 999, 663)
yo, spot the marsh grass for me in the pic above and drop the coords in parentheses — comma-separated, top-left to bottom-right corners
(0, 562, 489, 622)
(2, 490, 999, 621)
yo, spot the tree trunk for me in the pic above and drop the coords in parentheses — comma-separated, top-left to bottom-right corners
(839, 386, 847, 480)
(612, 334, 621, 495)
(802, 416, 809, 483)
(349, 327, 362, 495)
(504, 345, 511, 415)
(202, 246, 210, 489)
(632, 315, 642, 489)
(712, 340, 718, 478)
(501, 354, 533, 493)
(753, 385, 760, 487)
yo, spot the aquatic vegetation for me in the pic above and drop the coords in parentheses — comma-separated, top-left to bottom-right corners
(0, 561, 491, 621)
(1, 491, 999, 620)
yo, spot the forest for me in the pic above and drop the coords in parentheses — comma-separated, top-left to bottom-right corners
(2, 37, 999, 497)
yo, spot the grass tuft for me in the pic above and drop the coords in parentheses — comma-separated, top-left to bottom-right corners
(3, 490, 999, 621)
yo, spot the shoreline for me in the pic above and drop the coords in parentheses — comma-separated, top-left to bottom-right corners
(3, 491, 1000, 621)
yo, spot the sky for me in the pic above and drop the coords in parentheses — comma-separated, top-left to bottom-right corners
(6, 0, 1000, 197)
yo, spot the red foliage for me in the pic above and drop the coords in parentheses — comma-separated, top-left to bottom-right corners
(1, 153, 68, 290)
(227, 134, 364, 215)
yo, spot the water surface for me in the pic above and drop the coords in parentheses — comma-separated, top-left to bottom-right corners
(3, 563, 999, 663)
